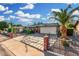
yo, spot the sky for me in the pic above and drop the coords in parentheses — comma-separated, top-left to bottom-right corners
(0, 3, 79, 26)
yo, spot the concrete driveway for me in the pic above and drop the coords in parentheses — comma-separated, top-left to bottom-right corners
(0, 36, 44, 56)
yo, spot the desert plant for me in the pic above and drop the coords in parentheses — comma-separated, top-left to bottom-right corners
(50, 4, 79, 38)
(61, 38, 70, 47)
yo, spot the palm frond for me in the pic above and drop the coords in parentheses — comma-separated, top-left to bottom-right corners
(69, 6, 79, 15)
(71, 15, 79, 18)
(65, 4, 72, 11)
(50, 5, 79, 25)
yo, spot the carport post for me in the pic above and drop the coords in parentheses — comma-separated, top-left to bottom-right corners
(44, 35, 49, 51)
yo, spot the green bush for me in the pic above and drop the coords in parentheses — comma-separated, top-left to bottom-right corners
(8, 28, 13, 33)
(27, 29, 32, 34)
(67, 29, 73, 36)
(63, 41, 69, 47)
(61, 39, 69, 47)
(23, 29, 27, 33)
(66, 22, 74, 36)
(0, 21, 8, 30)
(8, 28, 12, 32)
(23, 29, 34, 34)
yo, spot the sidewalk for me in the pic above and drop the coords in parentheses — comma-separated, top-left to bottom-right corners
(0, 37, 44, 56)
(0, 34, 9, 42)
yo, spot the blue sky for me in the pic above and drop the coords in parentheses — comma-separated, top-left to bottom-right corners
(0, 3, 79, 26)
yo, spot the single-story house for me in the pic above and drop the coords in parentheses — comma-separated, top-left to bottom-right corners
(27, 23, 59, 35)
(39, 23, 59, 35)
(13, 26, 24, 33)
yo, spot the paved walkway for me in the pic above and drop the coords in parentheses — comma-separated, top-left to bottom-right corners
(21, 36, 44, 51)
(0, 34, 9, 42)
(0, 36, 44, 56)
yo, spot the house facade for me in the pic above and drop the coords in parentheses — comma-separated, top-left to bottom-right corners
(39, 23, 59, 35)
(28, 23, 59, 35)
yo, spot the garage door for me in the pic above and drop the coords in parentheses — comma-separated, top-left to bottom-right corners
(40, 27, 57, 34)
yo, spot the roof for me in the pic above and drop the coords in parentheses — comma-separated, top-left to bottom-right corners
(27, 23, 59, 28)
(40, 23, 59, 27)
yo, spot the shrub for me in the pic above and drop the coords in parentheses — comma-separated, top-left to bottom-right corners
(8, 28, 12, 32)
(61, 38, 70, 47)
(8, 28, 13, 33)
(23, 29, 34, 34)
(27, 29, 32, 34)
(66, 22, 74, 36)
(67, 29, 73, 36)
(0, 21, 8, 30)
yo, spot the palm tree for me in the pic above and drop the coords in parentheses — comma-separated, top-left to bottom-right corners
(50, 4, 79, 39)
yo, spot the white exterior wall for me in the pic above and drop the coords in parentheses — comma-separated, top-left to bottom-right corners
(40, 27, 57, 34)
(76, 24, 79, 31)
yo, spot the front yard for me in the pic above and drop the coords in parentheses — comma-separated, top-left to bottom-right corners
(0, 32, 79, 56)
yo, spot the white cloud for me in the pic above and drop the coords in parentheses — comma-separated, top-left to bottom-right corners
(4, 10, 13, 14)
(15, 10, 41, 19)
(9, 14, 32, 22)
(9, 15, 16, 19)
(5, 7, 9, 10)
(15, 10, 25, 17)
(0, 5, 8, 11)
(15, 10, 29, 18)
(51, 9, 60, 12)
(20, 3, 34, 10)
(14, 10, 41, 22)
(0, 16, 5, 21)
(19, 18, 32, 22)
(26, 14, 41, 19)
(41, 18, 46, 20)
(72, 10, 79, 15)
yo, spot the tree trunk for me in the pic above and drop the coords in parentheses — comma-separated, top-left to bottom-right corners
(60, 25, 67, 38)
